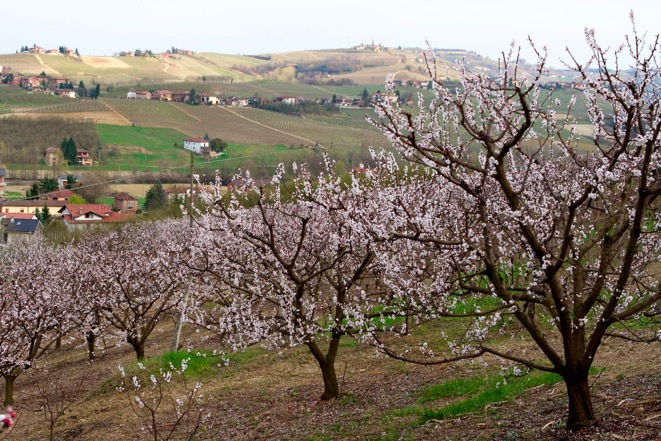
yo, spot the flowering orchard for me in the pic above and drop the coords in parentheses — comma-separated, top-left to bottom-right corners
(0, 22, 658, 437)
(367, 19, 661, 429)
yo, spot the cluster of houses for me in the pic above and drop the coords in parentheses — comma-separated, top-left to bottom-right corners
(0, 70, 79, 98)
(0, 182, 197, 244)
(44, 147, 94, 167)
(21, 45, 77, 57)
(0, 189, 135, 243)
(126, 89, 272, 107)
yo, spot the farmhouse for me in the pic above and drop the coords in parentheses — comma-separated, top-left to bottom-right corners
(277, 96, 302, 105)
(171, 92, 190, 103)
(371, 92, 399, 105)
(0, 200, 66, 215)
(44, 147, 64, 166)
(40, 189, 74, 202)
(1, 218, 42, 244)
(113, 192, 138, 214)
(59, 204, 129, 230)
(55, 89, 76, 98)
(127, 90, 137, 99)
(76, 149, 94, 166)
(183, 138, 210, 156)
(152, 90, 173, 101)
(136, 91, 152, 100)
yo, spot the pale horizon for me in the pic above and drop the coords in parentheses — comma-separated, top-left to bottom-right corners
(0, 0, 659, 67)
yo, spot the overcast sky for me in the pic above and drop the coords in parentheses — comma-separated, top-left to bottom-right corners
(1, 0, 658, 66)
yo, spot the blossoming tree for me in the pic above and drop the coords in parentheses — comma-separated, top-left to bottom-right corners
(192, 164, 376, 400)
(369, 21, 661, 429)
(0, 239, 78, 406)
(84, 220, 192, 360)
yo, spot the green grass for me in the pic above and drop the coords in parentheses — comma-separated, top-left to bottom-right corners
(422, 372, 562, 420)
(389, 370, 563, 424)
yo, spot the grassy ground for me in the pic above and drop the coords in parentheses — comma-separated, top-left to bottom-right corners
(1, 319, 658, 441)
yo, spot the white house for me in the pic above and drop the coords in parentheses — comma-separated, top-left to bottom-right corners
(183, 138, 210, 155)
(127, 90, 137, 99)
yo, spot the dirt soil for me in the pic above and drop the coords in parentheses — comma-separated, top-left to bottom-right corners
(1, 330, 659, 441)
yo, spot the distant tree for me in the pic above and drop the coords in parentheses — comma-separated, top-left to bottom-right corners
(39, 177, 58, 194)
(25, 183, 39, 199)
(209, 138, 228, 153)
(39, 71, 46, 77)
(203, 133, 209, 141)
(2, 74, 13, 85)
(134, 49, 143, 57)
(75, 48, 79, 56)
(189, 88, 197, 104)
(64, 174, 78, 189)
(60, 137, 77, 165)
(77, 80, 87, 97)
(361, 87, 369, 104)
(68, 194, 87, 204)
(35, 206, 52, 226)
(145, 182, 167, 211)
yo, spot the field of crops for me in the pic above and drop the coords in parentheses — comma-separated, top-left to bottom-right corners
(96, 124, 191, 171)
(0, 86, 66, 108)
(23, 100, 109, 114)
(231, 107, 387, 149)
(106, 99, 198, 127)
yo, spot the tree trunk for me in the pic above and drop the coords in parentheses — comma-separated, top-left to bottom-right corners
(55, 336, 62, 349)
(319, 360, 339, 400)
(86, 330, 96, 360)
(134, 341, 146, 360)
(3, 374, 16, 407)
(127, 336, 146, 360)
(565, 373, 595, 429)
(307, 339, 341, 400)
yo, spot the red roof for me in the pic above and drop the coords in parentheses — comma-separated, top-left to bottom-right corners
(1, 213, 37, 220)
(41, 189, 74, 199)
(164, 186, 190, 194)
(60, 204, 131, 224)
(185, 138, 208, 143)
(114, 192, 137, 200)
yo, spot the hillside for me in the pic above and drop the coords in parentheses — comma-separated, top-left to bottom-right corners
(0, 48, 469, 87)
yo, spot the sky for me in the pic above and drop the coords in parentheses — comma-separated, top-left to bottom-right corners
(0, 0, 658, 66)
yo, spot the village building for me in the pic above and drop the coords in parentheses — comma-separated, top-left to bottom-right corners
(58, 204, 130, 230)
(40, 189, 74, 202)
(152, 90, 173, 101)
(1, 218, 42, 244)
(113, 192, 138, 214)
(0, 200, 66, 215)
(164, 185, 191, 203)
(0, 167, 5, 194)
(44, 147, 63, 166)
(183, 138, 210, 156)
(76, 149, 94, 166)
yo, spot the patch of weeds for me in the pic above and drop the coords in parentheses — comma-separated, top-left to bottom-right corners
(339, 392, 360, 405)
(419, 376, 486, 403)
(421, 371, 563, 421)
(305, 435, 333, 441)
(340, 339, 359, 348)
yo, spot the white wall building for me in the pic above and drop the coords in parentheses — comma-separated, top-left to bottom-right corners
(183, 138, 210, 155)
